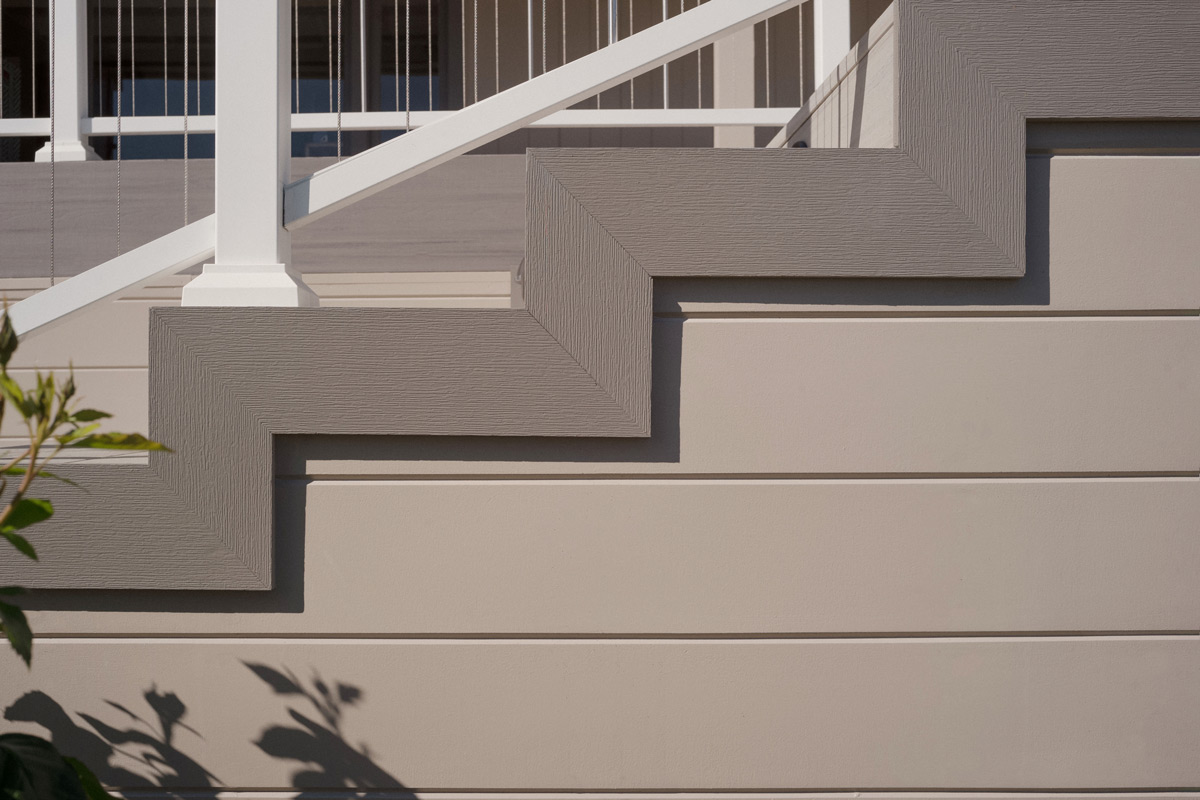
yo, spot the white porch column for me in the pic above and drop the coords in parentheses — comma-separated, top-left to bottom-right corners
(712, 27, 755, 148)
(182, 0, 318, 307)
(34, 0, 98, 162)
(813, 0, 850, 85)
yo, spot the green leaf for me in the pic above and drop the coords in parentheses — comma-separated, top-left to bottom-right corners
(62, 759, 117, 800)
(37, 374, 54, 418)
(0, 315, 17, 368)
(70, 412, 111, 424)
(2, 467, 81, 489)
(55, 424, 100, 445)
(0, 586, 25, 597)
(0, 734, 90, 800)
(65, 432, 171, 452)
(61, 370, 76, 403)
(1, 529, 37, 560)
(70, 409, 111, 423)
(0, 734, 64, 797)
(0, 600, 32, 667)
(0, 375, 33, 419)
(6, 498, 53, 531)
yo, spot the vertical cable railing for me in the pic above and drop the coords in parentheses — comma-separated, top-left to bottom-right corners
(0, 1, 5, 118)
(0, 0, 808, 164)
(31, 0, 36, 117)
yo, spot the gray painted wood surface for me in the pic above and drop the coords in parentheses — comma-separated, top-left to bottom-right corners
(0, 156, 527, 279)
(3, 0, 1199, 590)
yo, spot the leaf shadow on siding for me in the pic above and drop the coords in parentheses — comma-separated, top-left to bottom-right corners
(4, 687, 220, 796)
(245, 661, 413, 796)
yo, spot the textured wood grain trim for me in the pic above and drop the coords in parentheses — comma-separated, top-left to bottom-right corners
(6, 0, 1199, 589)
(525, 157, 653, 427)
(527, 149, 1014, 277)
(10, 307, 648, 589)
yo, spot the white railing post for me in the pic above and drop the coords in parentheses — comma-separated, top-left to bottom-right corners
(181, 0, 317, 307)
(712, 27, 754, 148)
(34, 0, 98, 162)
(813, 0, 850, 85)
(527, 0, 535, 80)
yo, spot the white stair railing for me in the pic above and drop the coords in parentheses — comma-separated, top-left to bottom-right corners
(286, 0, 801, 228)
(66, 108, 798, 138)
(8, 216, 215, 336)
(12, 0, 802, 337)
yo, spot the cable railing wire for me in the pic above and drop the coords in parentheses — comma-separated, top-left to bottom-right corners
(19, 0, 803, 169)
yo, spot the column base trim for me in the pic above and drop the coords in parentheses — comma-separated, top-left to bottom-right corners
(33, 140, 101, 162)
(181, 264, 320, 307)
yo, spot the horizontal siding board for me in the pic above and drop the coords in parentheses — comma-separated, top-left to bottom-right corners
(292, 156, 526, 275)
(285, 317, 1200, 477)
(11, 304, 157, 368)
(656, 156, 1200, 315)
(12, 156, 1197, 369)
(3, 639, 1198, 790)
(18, 316, 1195, 480)
(673, 318, 1199, 475)
(27, 478, 1200, 636)
(0, 369, 147, 436)
(0, 160, 216, 280)
(11, 271, 514, 369)
(0, 156, 526, 279)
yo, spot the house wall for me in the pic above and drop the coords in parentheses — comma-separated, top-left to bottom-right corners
(771, 3, 894, 148)
(0, 155, 528, 279)
(2, 152, 1198, 794)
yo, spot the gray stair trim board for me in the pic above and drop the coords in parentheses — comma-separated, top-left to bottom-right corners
(6, 0, 1199, 589)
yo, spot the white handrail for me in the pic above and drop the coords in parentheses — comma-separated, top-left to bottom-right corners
(9, 216, 215, 338)
(47, 108, 799, 137)
(0, 119, 52, 136)
(285, 0, 801, 228)
(11, 0, 798, 336)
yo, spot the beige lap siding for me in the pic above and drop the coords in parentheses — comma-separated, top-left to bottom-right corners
(27, 478, 1198, 637)
(5, 639, 1200, 789)
(2, 155, 1197, 794)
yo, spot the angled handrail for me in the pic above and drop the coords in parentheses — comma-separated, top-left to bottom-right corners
(13, 0, 798, 337)
(9, 216, 215, 337)
(55, 109, 800, 138)
(284, 0, 801, 228)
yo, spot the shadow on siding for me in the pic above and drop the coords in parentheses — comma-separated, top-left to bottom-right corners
(5, 667, 412, 796)
(246, 662, 413, 795)
(4, 688, 220, 795)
